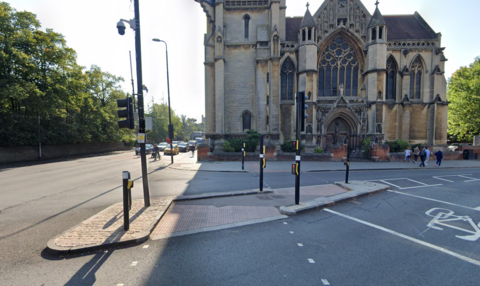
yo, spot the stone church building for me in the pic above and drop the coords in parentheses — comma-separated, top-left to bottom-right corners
(195, 0, 448, 152)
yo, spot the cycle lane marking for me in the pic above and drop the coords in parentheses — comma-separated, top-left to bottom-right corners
(324, 208, 480, 267)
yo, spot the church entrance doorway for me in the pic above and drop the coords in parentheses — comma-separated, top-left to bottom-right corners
(325, 117, 362, 159)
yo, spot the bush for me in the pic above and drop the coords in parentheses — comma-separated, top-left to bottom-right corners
(386, 140, 409, 152)
(314, 148, 324, 153)
(245, 130, 261, 152)
(227, 138, 243, 152)
(362, 137, 371, 158)
(281, 140, 304, 152)
(223, 141, 235, 152)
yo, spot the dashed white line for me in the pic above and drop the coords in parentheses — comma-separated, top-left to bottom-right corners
(398, 184, 443, 190)
(380, 180, 402, 189)
(324, 208, 480, 267)
(143, 245, 149, 249)
(433, 176, 455, 183)
(130, 261, 138, 267)
(289, 231, 294, 234)
(283, 222, 288, 225)
(321, 279, 330, 285)
(388, 190, 480, 211)
(407, 178, 429, 186)
(308, 258, 315, 263)
(298, 243, 303, 247)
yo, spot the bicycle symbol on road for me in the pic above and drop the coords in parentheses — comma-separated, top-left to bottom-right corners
(425, 208, 480, 241)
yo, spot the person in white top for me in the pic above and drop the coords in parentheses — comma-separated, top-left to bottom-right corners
(404, 148, 411, 163)
(425, 147, 431, 165)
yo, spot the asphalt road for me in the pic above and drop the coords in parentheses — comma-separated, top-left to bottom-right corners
(1, 152, 480, 285)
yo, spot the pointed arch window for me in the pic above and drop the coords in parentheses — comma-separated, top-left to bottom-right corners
(242, 111, 251, 132)
(281, 58, 295, 100)
(386, 57, 397, 100)
(410, 57, 423, 99)
(318, 36, 359, 97)
(243, 15, 250, 39)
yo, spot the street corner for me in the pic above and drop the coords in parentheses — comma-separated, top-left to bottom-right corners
(46, 197, 174, 254)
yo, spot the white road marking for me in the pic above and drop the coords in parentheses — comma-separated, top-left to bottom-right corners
(283, 222, 288, 225)
(426, 208, 480, 241)
(143, 245, 149, 249)
(407, 178, 430, 186)
(398, 184, 443, 190)
(308, 258, 315, 263)
(289, 231, 294, 234)
(465, 179, 480, 182)
(388, 190, 480, 211)
(458, 175, 476, 180)
(325, 209, 480, 267)
(380, 180, 402, 189)
(433, 176, 455, 183)
(298, 243, 303, 247)
(130, 261, 138, 267)
(321, 279, 330, 285)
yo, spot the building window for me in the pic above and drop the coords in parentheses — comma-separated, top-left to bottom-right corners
(318, 36, 359, 97)
(308, 28, 311, 40)
(281, 58, 295, 100)
(266, 115, 269, 125)
(386, 57, 397, 100)
(242, 111, 251, 132)
(302, 29, 306, 42)
(410, 57, 423, 99)
(372, 28, 377, 41)
(244, 15, 250, 39)
(267, 72, 269, 83)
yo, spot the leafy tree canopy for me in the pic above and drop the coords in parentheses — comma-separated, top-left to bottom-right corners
(447, 57, 480, 141)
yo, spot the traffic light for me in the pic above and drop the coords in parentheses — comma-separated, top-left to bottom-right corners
(296, 91, 309, 132)
(292, 140, 296, 150)
(117, 97, 134, 129)
(166, 138, 171, 144)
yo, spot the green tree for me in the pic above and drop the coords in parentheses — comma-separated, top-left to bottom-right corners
(448, 57, 480, 141)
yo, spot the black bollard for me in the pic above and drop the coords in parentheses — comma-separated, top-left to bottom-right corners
(259, 135, 264, 191)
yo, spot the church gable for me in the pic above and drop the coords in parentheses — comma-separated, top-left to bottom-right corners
(313, 0, 372, 42)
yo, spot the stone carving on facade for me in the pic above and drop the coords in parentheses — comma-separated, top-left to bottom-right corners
(338, 0, 347, 14)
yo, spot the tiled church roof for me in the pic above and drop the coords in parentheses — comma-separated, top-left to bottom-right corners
(384, 13, 437, 39)
(285, 13, 436, 42)
(286, 17, 302, 41)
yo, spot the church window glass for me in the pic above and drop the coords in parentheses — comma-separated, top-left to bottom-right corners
(242, 111, 251, 132)
(318, 36, 359, 97)
(281, 58, 295, 100)
(386, 57, 397, 100)
(409, 57, 423, 99)
(244, 15, 250, 39)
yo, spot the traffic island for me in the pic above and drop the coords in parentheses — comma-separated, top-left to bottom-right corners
(47, 197, 173, 254)
(279, 180, 389, 215)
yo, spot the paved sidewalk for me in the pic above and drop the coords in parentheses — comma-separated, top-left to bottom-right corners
(166, 158, 480, 173)
(47, 181, 389, 253)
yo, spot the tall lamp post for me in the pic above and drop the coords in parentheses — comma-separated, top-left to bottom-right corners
(152, 38, 174, 164)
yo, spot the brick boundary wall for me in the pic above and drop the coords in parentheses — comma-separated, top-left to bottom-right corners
(0, 142, 131, 165)
(198, 144, 471, 162)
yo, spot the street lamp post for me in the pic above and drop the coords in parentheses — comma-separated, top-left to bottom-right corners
(152, 38, 174, 164)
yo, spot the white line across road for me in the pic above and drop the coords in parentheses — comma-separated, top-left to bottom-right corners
(433, 177, 455, 183)
(324, 208, 480, 267)
(388, 190, 480, 211)
(379, 179, 442, 190)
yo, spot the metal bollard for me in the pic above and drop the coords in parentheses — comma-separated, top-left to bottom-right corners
(122, 171, 134, 231)
(344, 161, 350, 184)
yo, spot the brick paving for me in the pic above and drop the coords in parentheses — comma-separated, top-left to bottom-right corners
(50, 198, 172, 251)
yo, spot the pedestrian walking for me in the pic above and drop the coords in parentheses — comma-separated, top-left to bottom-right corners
(435, 149, 443, 167)
(404, 148, 411, 162)
(190, 143, 196, 158)
(419, 147, 427, 167)
(413, 146, 419, 163)
(153, 144, 160, 161)
(425, 147, 431, 165)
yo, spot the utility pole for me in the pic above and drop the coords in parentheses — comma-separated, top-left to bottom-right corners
(134, 0, 150, 207)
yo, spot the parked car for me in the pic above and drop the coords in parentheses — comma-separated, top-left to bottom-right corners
(178, 142, 189, 152)
(188, 140, 197, 150)
(135, 144, 154, 156)
(164, 144, 179, 155)
(172, 141, 179, 145)
(158, 142, 168, 151)
(448, 143, 459, 152)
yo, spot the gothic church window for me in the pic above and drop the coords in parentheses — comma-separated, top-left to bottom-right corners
(242, 111, 251, 132)
(386, 57, 397, 100)
(318, 36, 359, 97)
(244, 15, 250, 39)
(281, 58, 295, 100)
(410, 57, 423, 99)
(372, 28, 377, 41)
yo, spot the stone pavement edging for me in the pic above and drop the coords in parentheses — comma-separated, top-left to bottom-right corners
(279, 180, 390, 215)
(152, 215, 288, 240)
(46, 189, 271, 254)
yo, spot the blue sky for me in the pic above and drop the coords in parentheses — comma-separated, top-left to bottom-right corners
(6, 0, 480, 122)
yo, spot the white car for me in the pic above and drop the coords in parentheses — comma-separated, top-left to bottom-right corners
(448, 143, 459, 152)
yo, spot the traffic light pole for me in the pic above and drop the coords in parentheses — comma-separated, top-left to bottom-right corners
(295, 93, 301, 205)
(134, 0, 150, 207)
(259, 135, 264, 192)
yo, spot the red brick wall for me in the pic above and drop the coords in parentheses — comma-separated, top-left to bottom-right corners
(370, 144, 390, 161)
